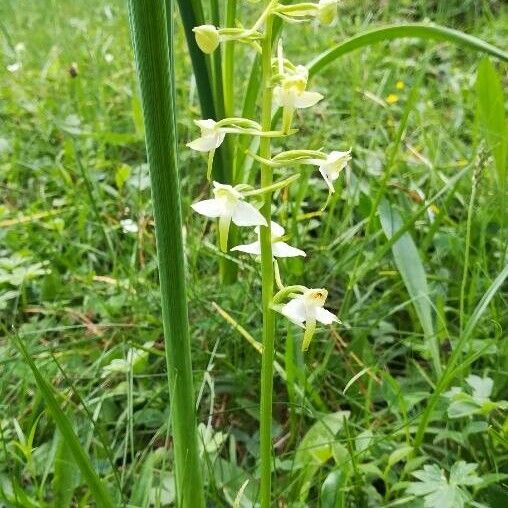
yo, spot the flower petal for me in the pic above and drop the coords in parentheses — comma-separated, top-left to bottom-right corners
(272, 241, 306, 258)
(280, 297, 306, 327)
(218, 214, 232, 252)
(231, 241, 261, 255)
(270, 221, 285, 238)
(315, 307, 339, 325)
(293, 91, 323, 109)
(191, 198, 222, 218)
(187, 135, 219, 152)
(319, 166, 335, 193)
(231, 201, 267, 227)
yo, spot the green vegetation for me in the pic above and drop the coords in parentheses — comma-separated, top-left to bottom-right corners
(0, 0, 507, 507)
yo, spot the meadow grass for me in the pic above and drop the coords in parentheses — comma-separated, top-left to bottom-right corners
(0, 0, 507, 506)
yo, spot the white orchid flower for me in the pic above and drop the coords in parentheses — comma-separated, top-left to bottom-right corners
(187, 117, 288, 179)
(273, 65, 323, 133)
(250, 148, 352, 199)
(308, 150, 352, 193)
(187, 119, 226, 153)
(278, 288, 338, 351)
(191, 182, 267, 252)
(232, 221, 306, 258)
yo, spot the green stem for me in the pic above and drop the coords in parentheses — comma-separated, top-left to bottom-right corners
(259, 6, 276, 507)
(219, 0, 240, 284)
(127, 2, 204, 507)
(223, 0, 237, 121)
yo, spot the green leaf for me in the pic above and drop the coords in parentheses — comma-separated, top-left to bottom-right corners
(449, 461, 482, 487)
(127, 1, 205, 505)
(447, 399, 481, 419)
(378, 200, 440, 376)
(388, 446, 413, 468)
(295, 411, 350, 467)
(407, 462, 480, 508)
(308, 23, 508, 78)
(53, 431, 80, 508)
(476, 58, 507, 185)
(115, 164, 131, 190)
(14, 338, 115, 508)
(129, 450, 161, 508)
(320, 469, 349, 508)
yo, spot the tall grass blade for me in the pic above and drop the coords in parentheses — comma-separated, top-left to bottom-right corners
(127, 1, 205, 507)
(14, 338, 115, 508)
(378, 199, 441, 376)
(175, 0, 215, 120)
(53, 431, 80, 508)
(476, 58, 507, 186)
(308, 23, 508, 77)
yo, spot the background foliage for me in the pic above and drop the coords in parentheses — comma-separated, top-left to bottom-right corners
(0, 0, 507, 506)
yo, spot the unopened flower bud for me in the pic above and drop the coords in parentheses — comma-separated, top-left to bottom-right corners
(193, 25, 220, 54)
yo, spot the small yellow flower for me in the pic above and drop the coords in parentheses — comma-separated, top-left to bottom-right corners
(396, 80, 405, 90)
(385, 94, 399, 105)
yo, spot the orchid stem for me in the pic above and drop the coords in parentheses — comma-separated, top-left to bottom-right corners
(258, 4, 276, 506)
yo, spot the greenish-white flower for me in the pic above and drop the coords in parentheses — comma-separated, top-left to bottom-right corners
(192, 182, 267, 252)
(274, 65, 323, 110)
(273, 65, 323, 133)
(232, 221, 306, 258)
(278, 288, 338, 351)
(187, 119, 226, 152)
(310, 150, 352, 193)
(317, 0, 339, 25)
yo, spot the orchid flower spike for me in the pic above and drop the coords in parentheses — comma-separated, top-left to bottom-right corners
(232, 221, 306, 258)
(192, 182, 267, 252)
(278, 288, 339, 351)
(273, 65, 323, 133)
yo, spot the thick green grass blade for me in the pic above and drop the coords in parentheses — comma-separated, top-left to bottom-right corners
(53, 431, 80, 508)
(175, 0, 216, 119)
(378, 199, 441, 377)
(308, 23, 508, 77)
(127, 1, 205, 507)
(14, 338, 115, 508)
(476, 58, 507, 186)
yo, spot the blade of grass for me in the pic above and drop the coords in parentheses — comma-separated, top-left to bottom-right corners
(414, 262, 508, 449)
(53, 431, 80, 508)
(127, 2, 205, 506)
(14, 337, 115, 508)
(308, 23, 508, 77)
(476, 58, 507, 187)
(175, 0, 216, 119)
(378, 199, 441, 377)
